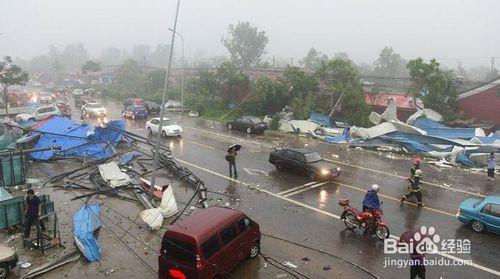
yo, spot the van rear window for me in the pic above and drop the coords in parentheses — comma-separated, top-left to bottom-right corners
(163, 238, 196, 263)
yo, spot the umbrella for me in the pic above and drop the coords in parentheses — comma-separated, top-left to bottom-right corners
(399, 229, 418, 244)
(228, 144, 241, 152)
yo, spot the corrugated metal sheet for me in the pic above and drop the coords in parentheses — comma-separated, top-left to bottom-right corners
(414, 118, 483, 140)
(365, 93, 415, 109)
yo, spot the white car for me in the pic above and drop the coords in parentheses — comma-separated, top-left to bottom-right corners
(73, 88, 83, 96)
(16, 106, 60, 122)
(145, 117, 183, 137)
(39, 92, 53, 103)
(82, 102, 107, 118)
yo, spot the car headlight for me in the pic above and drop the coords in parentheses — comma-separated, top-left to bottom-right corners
(320, 169, 330, 176)
(336, 167, 341, 172)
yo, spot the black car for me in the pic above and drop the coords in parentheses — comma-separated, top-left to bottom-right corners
(227, 116, 268, 134)
(144, 101, 161, 114)
(269, 148, 341, 180)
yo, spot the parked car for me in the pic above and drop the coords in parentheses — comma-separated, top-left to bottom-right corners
(72, 88, 83, 96)
(15, 106, 60, 122)
(145, 117, 183, 137)
(269, 147, 341, 180)
(144, 101, 161, 114)
(0, 243, 18, 278)
(39, 92, 53, 103)
(227, 116, 268, 134)
(82, 102, 107, 118)
(123, 105, 148, 120)
(158, 206, 261, 279)
(457, 195, 500, 234)
(123, 98, 144, 108)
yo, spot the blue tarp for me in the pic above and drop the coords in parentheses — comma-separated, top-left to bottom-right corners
(414, 118, 479, 140)
(309, 113, 332, 127)
(119, 151, 142, 165)
(324, 134, 346, 143)
(73, 203, 101, 262)
(30, 116, 125, 160)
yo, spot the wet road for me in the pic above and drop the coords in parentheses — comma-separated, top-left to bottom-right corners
(28, 99, 500, 279)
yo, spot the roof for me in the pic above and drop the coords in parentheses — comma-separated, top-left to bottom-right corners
(364, 93, 416, 110)
(458, 78, 500, 100)
(168, 207, 244, 243)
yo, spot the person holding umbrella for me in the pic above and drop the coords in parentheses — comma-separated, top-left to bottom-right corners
(226, 144, 241, 178)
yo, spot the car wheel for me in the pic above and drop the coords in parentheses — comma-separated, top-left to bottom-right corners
(161, 130, 167, 138)
(147, 127, 152, 136)
(471, 220, 485, 233)
(308, 171, 317, 181)
(0, 264, 9, 279)
(227, 123, 232, 130)
(249, 241, 260, 258)
(246, 127, 252, 134)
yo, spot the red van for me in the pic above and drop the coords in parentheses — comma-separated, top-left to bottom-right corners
(158, 207, 261, 279)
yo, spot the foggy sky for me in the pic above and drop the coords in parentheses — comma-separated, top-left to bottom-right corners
(1, 0, 499, 67)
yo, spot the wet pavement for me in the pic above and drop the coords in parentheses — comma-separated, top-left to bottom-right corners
(2, 99, 499, 279)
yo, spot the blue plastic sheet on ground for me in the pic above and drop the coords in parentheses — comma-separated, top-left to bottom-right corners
(29, 116, 124, 160)
(119, 151, 142, 165)
(73, 203, 101, 262)
(324, 134, 346, 143)
(308, 113, 332, 127)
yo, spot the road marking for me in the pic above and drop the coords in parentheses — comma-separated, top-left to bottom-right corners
(243, 168, 268, 176)
(324, 158, 486, 198)
(182, 139, 216, 150)
(172, 157, 500, 277)
(183, 124, 487, 198)
(283, 181, 330, 197)
(278, 181, 317, 195)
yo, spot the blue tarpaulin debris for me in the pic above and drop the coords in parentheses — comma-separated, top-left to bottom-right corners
(73, 203, 101, 262)
(413, 118, 483, 139)
(119, 151, 142, 165)
(308, 113, 332, 127)
(29, 116, 125, 160)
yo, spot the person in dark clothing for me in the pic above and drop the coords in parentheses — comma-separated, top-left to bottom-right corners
(227, 147, 238, 178)
(24, 189, 45, 238)
(410, 256, 426, 279)
(402, 169, 423, 206)
(487, 152, 496, 181)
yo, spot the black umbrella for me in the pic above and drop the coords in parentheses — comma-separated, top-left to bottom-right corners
(228, 144, 241, 152)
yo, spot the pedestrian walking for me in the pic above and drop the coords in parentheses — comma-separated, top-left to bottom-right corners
(23, 189, 45, 238)
(401, 169, 424, 206)
(343, 127, 351, 148)
(410, 249, 426, 278)
(487, 152, 496, 181)
(226, 145, 239, 178)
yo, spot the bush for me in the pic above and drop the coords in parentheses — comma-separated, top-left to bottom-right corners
(270, 114, 281, 130)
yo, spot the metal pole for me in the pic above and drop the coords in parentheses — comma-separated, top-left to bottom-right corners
(150, 0, 181, 192)
(168, 28, 184, 119)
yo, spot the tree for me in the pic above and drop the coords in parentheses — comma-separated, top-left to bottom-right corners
(150, 44, 172, 67)
(131, 45, 151, 64)
(280, 66, 318, 100)
(300, 48, 328, 69)
(222, 22, 269, 70)
(190, 70, 220, 103)
(316, 57, 370, 126)
(61, 43, 89, 67)
(252, 76, 288, 114)
(81, 60, 101, 85)
(407, 58, 458, 120)
(373, 47, 408, 77)
(0, 56, 29, 115)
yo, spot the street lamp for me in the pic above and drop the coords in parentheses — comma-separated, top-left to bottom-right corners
(168, 28, 184, 118)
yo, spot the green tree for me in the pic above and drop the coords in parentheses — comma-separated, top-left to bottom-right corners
(252, 76, 287, 114)
(407, 58, 458, 120)
(190, 70, 220, 103)
(373, 47, 408, 77)
(316, 57, 370, 126)
(280, 66, 318, 99)
(300, 48, 328, 69)
(222, 22, 269, 70)
(0, 56, 29, 115)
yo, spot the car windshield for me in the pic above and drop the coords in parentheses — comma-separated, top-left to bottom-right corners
(473, 199, 484, 208)
(163, 119, 175, 125)
(88, 104, 103, 108)
(247, 117, 261, 123)
(304, 152, 322, 162)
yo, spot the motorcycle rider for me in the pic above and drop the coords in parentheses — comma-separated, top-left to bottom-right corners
(361, 184, 382, 230)
(401, 169, 423, 206)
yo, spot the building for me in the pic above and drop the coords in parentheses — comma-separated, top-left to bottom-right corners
(457, 78, 500, 127)
(364, 92, 417, 122)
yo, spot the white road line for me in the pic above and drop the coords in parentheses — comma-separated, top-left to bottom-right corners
(283, 181, 330, 197)
(172, 156, 500, 277)
(277, 181, 317, 195)
(183, 125, 486, 198)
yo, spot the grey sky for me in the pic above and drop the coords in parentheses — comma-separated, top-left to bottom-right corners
(1, 0, 499, 67)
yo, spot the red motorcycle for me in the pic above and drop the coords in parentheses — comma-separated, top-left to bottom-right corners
(339, 199, 390, 240)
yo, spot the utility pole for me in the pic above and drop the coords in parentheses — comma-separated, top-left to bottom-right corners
(272, 56, 275, 68)
(150, 0, 181, 193)
(490, 57, 495, 80)
(168, 28, 184, 119)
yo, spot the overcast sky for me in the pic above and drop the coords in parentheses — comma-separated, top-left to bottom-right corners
(1, 0, 499, 67)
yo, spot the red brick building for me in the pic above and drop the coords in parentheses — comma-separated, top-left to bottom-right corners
(457, 78, 500, 127)
(364, 92, 417, 122)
